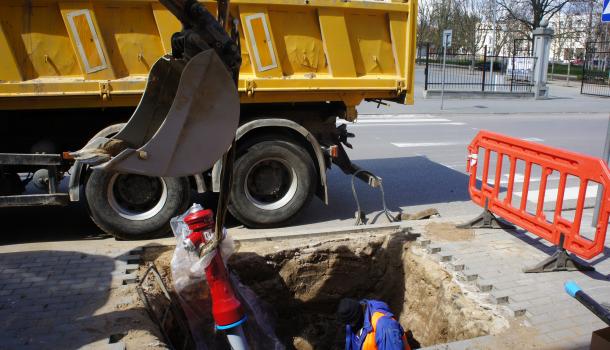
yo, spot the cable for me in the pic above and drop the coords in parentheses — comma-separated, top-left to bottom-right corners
(351, 170, 365, 225)
(351, 170, 398, 226)
(378, 178, 395, 223)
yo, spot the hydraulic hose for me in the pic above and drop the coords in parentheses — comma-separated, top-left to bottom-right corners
(564, 280, 610, 326)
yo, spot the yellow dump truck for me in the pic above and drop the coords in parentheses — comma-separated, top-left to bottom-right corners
(0, 0, 417, 239)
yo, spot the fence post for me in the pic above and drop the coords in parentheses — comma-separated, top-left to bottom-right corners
(580, 42, 587, 94)
(511, 50, 516, 92)
(482, 46, 487, 91)
(532, 23, 554, 99)
(425, 42, 430, 91)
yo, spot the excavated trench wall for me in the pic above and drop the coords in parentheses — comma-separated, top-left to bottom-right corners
(228, 232, 507, 349)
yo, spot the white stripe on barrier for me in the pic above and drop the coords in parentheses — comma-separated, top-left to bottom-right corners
(522, 137, 545, 142)
(516, 185, 598, 202)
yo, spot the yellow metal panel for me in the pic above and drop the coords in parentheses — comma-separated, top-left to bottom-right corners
(240, 5, 282, 77)
(0, 22, 23, 81)
(59, 2, 116, 79)
(318, 7, 357, 78)
(228, 0, 410, 12)
(404, 0, 417, 104)
(268, 8, 327, 75)
(238, 15, 254, 75)
(249, 16, 275, 68)
(0, 2, 81, 80)
(0, 0, 415, 109)
(95, 3, 165, 77)
(151, 2, 181, 54)
(345, 12, 395, 76)
(389, 12, 407, 76)
(70, 11, 105, 69)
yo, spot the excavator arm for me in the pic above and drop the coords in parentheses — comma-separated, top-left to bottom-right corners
(163, 0, 241, 81)
(71, 0, 241, 178)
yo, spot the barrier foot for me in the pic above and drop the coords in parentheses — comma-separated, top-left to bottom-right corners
(456, 209, 516, 230)
(523, 248, 595, 273)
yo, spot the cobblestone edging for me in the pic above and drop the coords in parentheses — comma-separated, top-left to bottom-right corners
(409, 218, 610, 350)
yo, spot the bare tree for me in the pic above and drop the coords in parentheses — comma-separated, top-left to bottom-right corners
(497, 0, 571, 31)
(417, 0, 434, 54)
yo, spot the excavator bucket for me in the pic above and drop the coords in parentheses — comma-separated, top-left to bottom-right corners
(75, 48, 239, 177)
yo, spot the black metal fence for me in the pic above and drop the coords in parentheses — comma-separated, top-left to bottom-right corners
(581, 42, 610, 97)
(424, 44, 536, 93)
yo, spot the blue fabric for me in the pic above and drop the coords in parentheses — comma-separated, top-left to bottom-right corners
(374, 316, 406, 350)
(345, 299, 405, 350)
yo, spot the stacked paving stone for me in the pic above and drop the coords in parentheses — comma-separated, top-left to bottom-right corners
(409, 218, 610, 350)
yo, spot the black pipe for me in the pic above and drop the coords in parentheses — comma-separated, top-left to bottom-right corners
(565, 281, 610, 326)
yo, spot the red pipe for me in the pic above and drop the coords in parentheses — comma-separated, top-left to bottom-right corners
(184, 209, 244, 327)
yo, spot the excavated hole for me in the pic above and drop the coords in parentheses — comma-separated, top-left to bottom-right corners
(139, 232, 507, 349)
(228, 232, 507, 349)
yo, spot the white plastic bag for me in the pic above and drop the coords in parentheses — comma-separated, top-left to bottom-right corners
(169, 204, 283, 349)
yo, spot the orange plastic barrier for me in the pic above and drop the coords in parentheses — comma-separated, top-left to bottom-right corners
(465, 130, 610, 260)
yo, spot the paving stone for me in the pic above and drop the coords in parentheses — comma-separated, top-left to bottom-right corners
(451, 263, 465, 271)
(427, 246, 441, 254)
(508, 302, 528, 317)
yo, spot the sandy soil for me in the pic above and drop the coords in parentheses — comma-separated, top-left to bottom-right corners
(131, 229, 520, 349)
(424, 222, 475, 241)
(91, 281, 167, 350)
(229, 230, 507, 349)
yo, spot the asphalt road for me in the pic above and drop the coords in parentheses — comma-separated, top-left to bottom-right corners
(248, 72, 610, 235)
(269, 110, 609, 233)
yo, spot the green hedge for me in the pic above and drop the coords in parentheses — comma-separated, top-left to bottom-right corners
(548, 63, 581, 75)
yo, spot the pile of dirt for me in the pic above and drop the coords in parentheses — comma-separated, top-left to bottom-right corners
(228, 231, 507, 349)
(137, 230, 508, 349)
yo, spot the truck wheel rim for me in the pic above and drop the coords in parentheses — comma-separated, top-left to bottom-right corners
(244, 158, 298, 210)
(107, 174, 168, 221)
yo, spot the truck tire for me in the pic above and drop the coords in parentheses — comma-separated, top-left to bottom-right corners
(85, 171, 191, 240)
(83, 123, 190, 240)
(229, 140, 316, 228)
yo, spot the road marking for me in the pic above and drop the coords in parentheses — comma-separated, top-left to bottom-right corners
(338, 114, 465, 126)
(522, 137, 544, 142)
(345, 122, 465, 127)
(515, 185, 598, 202)
(392, 142, 461, 148)
(441, 163, 466, 170)
(358, 114, 446, 119)
(499, 174, 560, 184)
(355, 118, 452, 123)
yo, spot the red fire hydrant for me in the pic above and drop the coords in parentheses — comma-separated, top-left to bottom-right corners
(183, 209, 246, 330)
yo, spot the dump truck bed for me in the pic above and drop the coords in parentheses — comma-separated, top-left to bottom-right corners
(0, 0, 416, 110)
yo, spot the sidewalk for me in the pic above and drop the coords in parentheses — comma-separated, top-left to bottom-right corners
(357, 66, 608, 116)
(410, 216, 610, 350)
(0, 239, 171, 349)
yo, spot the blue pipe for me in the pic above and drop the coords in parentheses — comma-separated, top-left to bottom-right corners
(564, 280, 610, 326)
(217, 316, 249, 350)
